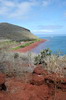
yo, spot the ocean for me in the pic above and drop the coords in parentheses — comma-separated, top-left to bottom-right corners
(31, 36, 66, 55)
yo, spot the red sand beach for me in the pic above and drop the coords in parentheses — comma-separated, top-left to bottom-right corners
(14, 39, 47, 53)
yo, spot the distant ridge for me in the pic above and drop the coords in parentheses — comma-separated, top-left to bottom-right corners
(0, 23, 37, 41)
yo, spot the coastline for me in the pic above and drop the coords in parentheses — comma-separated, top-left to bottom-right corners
(14, 39, 47, 53)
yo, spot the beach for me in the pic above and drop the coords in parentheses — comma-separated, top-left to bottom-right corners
(14, 39, 47, 52)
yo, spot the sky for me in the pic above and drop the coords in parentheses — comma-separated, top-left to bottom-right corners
(0, 0, 66, 36)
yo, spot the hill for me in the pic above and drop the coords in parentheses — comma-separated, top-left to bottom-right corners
(0, 23, 37, 41)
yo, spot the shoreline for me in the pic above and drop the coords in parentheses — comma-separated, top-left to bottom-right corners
(14, 39, 47, 53)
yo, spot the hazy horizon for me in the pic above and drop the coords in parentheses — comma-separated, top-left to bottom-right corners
(34, 32, 66, 37)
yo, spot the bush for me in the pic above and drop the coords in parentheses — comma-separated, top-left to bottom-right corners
(34, 49, 66, 76)
(14, 53, 19, 59)
(34, 48, 52, 65)
(0, 50, 36, 76)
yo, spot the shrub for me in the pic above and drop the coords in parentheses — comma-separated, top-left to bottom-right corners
(34, 48, 52, 65)
(0, 50, 36, 76)
(34, 49, 66, 76)
(14, 53, 19, 59)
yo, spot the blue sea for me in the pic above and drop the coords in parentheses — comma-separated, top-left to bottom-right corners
(31, 36, 66, 55)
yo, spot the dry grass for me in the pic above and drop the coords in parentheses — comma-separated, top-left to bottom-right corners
(43, 55, 66, 77)
(0, 49, 66, 77)
(0, 40, 18, 49)
(0, 50, 36, 76)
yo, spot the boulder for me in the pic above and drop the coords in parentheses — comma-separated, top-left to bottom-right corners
(33, 65, 48, 75)
(30, 74, 44, 85)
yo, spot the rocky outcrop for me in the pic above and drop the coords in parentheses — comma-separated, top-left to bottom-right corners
(0, 65, 66, 100)
(30, 74, 44, 85)
(33, 64, 48, 75)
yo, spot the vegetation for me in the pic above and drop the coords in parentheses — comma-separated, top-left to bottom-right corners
(0, 50, 36, 76)
(0, 38, 41, 50)
(0, 48, 66, 77)
(34, 49, 66, 76)
(0, 40, 19, 50)
(12, 39, 41, 50)
(34, 48, 52, 65)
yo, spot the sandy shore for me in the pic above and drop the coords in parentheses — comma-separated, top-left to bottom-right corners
(14, 39, 47, 53)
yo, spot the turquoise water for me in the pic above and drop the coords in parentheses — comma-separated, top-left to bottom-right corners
(31, 36, 66, 54)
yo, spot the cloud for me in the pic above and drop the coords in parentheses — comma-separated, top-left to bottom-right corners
(38, 25, 63, 30)
(32, 29, 53, 34)
(42, 0, 52, 7)
(0, 0, 65, 19)
(0, 0, 60, 18)
(42, 0, 66, 7)
(0, 0, 37, 19)
(32, 24, 63, 34)
(3, 1, 15, 7)
(9, 2, 34, 18)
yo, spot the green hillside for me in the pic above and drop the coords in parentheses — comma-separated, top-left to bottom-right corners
(0, 23, 38, 41)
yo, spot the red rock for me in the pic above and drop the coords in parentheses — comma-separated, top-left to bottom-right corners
(30, 74, 44, 85)
(33, 65, 48, 75)
(12, 84, 49, 100)
(44, 74, 66, 91)
(0, 66, 66, 100)
(55, 90, 66, 100)
(5, 78, 50, 100)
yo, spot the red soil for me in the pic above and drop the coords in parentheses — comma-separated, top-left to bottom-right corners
(0, 65, 66, 100)
(14, 39, 47, 52)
